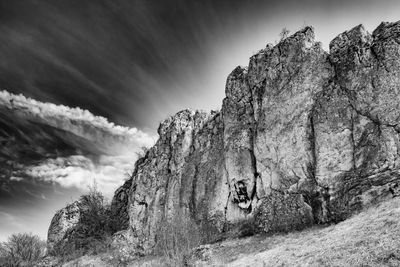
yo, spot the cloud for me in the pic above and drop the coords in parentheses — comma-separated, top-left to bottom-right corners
(0, 90, 155, 154)
(9, 177, 23, 182)
(0, 90, 156, 197)
(23, 154, 139, 197)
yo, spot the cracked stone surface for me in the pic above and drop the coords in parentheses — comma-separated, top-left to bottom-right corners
(110, 177, 132, 232)
(248, 26, 332, 198)
(49, 21, 400, 254)
(47, 201, 81, 254)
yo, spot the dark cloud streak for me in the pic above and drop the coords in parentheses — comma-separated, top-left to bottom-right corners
(1, 0, 400, 131)
(0, 0, 264, 130)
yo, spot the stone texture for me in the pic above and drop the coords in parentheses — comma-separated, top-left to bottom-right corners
(125, 109, 225, 251)
(49, 21, 400, 255)
(222, 66, 256, 216)
(324, 22, 400, 219)
(110, 176, 133, 232)
(255, 191, 313, 233)
(47, 201, 81, 254)
(248, 26, 332, 197)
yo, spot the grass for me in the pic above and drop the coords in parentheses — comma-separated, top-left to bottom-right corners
(59, 197, 400, 266)
(191, 196, 400, 266)
(154, 214, 202, 266)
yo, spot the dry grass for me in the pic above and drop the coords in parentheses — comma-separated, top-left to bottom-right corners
(193, 197, 400, 267)
(59, 197, 400, 266)
(154, 214, 203, 266)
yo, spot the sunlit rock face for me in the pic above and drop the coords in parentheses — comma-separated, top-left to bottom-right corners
(116, 109, 226, 251)
(317, 22, 400, 220)
(47, 201, 81, 254)
(83, 21, 400, 254)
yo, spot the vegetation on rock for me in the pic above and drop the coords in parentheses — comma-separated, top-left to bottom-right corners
(49, 185, 116, 263)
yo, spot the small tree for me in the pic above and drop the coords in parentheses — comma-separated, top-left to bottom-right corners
(52, 184, 114, 262)
(0, 233, 45, 266)
(73, 184, 112, 253)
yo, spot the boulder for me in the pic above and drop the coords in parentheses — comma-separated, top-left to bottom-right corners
(47, 201, 81, 254)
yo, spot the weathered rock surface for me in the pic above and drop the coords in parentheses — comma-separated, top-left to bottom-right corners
(49, 21, 400, 255)
(47, 201, 81, 254)
(110, 178, 132, 232)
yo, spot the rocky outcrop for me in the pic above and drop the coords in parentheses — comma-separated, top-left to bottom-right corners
(110, 178, 132, 232)
(318, 22, 400, 220)
(47, 201, 81, 254)
(50, 21, 400, 255)
(120, 109, 225, 251)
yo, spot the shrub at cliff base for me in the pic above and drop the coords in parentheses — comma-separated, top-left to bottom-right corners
(154, 213, 203, 267)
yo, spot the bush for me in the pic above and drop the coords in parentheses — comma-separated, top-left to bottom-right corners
(0, 233, 45, 266)
(155, 214, 202, 266)
(53, 184, 114, 262)
(75, 185, 113, 246)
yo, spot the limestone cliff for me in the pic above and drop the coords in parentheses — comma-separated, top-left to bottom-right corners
(49, 21, 400, 254)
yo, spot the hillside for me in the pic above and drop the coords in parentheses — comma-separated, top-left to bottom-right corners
(191, 196, 400, 266)
(54, 198, 400, 267)
(62, 196, 400, 266)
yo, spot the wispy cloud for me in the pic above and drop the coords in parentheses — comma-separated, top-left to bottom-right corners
(23, 154, 138, 197)
(0, 90, 155, 153)
(0, 90, 155, 197)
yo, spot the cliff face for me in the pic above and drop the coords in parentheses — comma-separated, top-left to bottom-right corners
(49, 21, 400, 254)
(118, 110, 226, 250)
(109, 22, 400, 252)
(119, 27, 330, 251)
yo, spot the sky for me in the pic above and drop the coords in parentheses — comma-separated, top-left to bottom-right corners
(0, 0, 400, 241)
(0, 91, 154, 241)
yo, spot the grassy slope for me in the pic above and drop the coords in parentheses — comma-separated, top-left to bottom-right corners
(63, 197, 400, 266)
(193, 197, 400, 267)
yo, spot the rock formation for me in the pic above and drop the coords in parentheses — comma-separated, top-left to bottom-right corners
(47, 201, 81, 254)
(49, 21, 400, 255)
